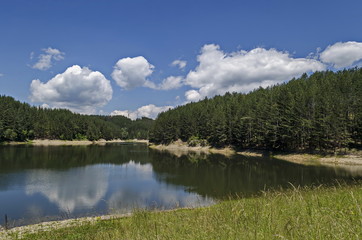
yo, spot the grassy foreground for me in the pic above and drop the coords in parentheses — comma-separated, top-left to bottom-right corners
(9, 183, 362, 240)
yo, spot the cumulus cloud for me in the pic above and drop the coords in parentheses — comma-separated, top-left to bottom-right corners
(110, 110, 134, 120)
(0, 73, 3, 77)
(320, 41, 362, 68)
(171, 60, 187, 70)
(40, 103, 50, 109)
(158, 76, 184, 90)
(111, 56, 186, 91)
(184, 44, 326, 101)
(111, 104, 172, 120)
(135, 104, 172, 119)
(185, 90, 201, 102)
(111, 56, 155, 90)
(32, 47, 65, 70)
(30, 65, 112, 114)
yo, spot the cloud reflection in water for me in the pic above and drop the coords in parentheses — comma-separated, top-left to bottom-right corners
(24, 160, 215, 217)
(107, 161, 215, 213)
(25, 166, 109, 212)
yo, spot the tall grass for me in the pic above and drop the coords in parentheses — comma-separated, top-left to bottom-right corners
(10, 183, 362, 239)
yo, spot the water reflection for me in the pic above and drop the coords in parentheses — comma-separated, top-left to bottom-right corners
(25, 166, 108, 212)
(148, 150, 362, 198)
(0, 143, 148, 172)
(107, 161, 214, 213)
(1, 143, 362, 227)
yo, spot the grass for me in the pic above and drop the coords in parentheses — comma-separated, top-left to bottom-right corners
(8, 183, 362, 240)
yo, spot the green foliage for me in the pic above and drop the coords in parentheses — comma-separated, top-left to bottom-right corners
(3, 129, 17, 141)
(187, 136, 208, 147)
(151, 68, 362, 152)
(75, 133, 87, 141)
(0, 96, 154, 142)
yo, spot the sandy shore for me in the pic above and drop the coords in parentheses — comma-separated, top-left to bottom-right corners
(0, 207, 194, 239)
(149, 141, 237, 157)
(150, 141, 362, 166)
(8, 139, 359, 166)
(149, 141, 263, 158)
(4, 139, 148, 146)
(273, 153, 362, 166)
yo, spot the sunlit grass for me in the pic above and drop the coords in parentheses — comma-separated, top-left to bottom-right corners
(11, 183, 362, 239)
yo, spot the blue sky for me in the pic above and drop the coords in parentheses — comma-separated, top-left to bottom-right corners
(1, 0, 362, 119)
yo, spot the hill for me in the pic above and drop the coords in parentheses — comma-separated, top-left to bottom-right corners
(150, 69, 362, 152)
(0, 96, 153, 142)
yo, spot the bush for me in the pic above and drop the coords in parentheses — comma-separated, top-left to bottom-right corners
(3, 129, 17, 141)
(187, 136, 208, 147)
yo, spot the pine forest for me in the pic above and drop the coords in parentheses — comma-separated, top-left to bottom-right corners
(0, 96, 153, 142)
(150, 68, 362, 152)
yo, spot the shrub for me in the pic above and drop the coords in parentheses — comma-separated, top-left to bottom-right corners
(187, 136, 208, 147)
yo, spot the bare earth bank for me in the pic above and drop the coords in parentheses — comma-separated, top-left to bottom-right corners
(273, 152, 362, 166)
(150, 140, 267, 158)
(4, 138, 361, 165)
(149, 140, 252, 157)
(149, 140, 362, 166)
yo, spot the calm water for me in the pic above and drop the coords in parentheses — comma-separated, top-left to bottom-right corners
(1, 143, 362, 226)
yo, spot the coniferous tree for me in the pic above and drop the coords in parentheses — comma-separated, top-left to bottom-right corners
(0, 95, 154, 142)
(150, 68, 362, 152)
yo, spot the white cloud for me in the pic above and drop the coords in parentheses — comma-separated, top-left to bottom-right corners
(184, 44, 326, 101)
(32, 47, 65, 70)
(171, 60, 187, 70)
(158, 76, 184, 90)
(40, 103, 50, 109)
(30, 65, 113, 114)
(110, 110, 133, 119)
(136, 104, 172, 119)
(111, 104, 172, 120)
(111, 56, 155, 90)
(111, 56, 184, 91)
(0, 73, 3, 77)
(320, 41, 362, 68)
(185, 90, 201, 102)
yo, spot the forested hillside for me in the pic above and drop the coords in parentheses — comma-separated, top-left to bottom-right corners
(0, 96, 153, 142)
(150, 68, 362, 152)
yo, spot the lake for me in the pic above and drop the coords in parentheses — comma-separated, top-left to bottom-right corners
(1, 143, 362, 227)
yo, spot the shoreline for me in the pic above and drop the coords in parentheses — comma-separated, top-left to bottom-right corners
(272, 153, 362, 166)
(2, 139, 149, 146)
(149, 140, 263, 157)
(1, 141, 362, 238)
(0, 213, 132, 239)
(1, 184, 361, 239)
(149, 141, 362, 166)
(0, 207, 195, 239)
(2, 139, 361, 165)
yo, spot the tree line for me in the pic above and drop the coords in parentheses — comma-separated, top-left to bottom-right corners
(150, 68, 362, 152)
(0, 96, 153, 142)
